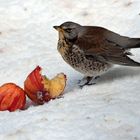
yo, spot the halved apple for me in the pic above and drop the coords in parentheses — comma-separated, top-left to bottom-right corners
(0, 83, 26, 111)
(24, 66, 67, 104)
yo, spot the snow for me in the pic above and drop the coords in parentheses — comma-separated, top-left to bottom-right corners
(0, 0, 140, 139)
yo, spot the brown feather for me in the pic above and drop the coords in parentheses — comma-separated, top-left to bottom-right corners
(75, 26, 140, 66)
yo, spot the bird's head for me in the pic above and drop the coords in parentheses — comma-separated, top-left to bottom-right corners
(53, 21, 82, 41)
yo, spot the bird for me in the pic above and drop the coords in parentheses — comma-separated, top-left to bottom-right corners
(53, 21, 140, 87)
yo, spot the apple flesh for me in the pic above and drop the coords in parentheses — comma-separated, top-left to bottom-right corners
(43, 73, 67, 99)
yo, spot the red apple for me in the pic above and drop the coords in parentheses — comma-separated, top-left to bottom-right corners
(0, 83, 26, 111)
(24, 66, 67, 104)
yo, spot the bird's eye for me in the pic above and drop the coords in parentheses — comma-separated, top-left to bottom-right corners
(65, 28, 72, 33)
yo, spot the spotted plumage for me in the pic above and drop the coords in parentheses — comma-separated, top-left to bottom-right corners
(57, 39, 111, 77)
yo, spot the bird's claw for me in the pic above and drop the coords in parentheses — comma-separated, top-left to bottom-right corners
(78, 76, 100, 88)
(79, 82, 96, 88)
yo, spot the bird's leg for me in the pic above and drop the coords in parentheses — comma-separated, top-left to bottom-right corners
(78, 76, 100, 88)
(78, 76, 93, 88)
(78, 76, 89, 85)
(88, 76, 100, 85)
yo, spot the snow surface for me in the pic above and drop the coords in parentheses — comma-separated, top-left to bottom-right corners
(0, 0, 140, 140)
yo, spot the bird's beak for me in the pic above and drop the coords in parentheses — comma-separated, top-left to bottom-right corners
(53, 26, 61, 31)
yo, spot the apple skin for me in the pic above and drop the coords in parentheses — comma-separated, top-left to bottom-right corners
(0, 83, 26, 112)
(24, 66, 51, 105)
(24, 66, 67, 104)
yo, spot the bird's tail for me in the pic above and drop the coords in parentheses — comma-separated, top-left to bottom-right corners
(108, 55, 140, 67)
(125, 38, 140, 49)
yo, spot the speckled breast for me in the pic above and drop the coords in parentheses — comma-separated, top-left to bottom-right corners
(57, 39, 111, 76)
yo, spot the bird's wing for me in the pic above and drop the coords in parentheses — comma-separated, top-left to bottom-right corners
(75, 31, 140, 66)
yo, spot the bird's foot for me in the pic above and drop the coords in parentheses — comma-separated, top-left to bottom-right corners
(78, 76, 100, 88)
